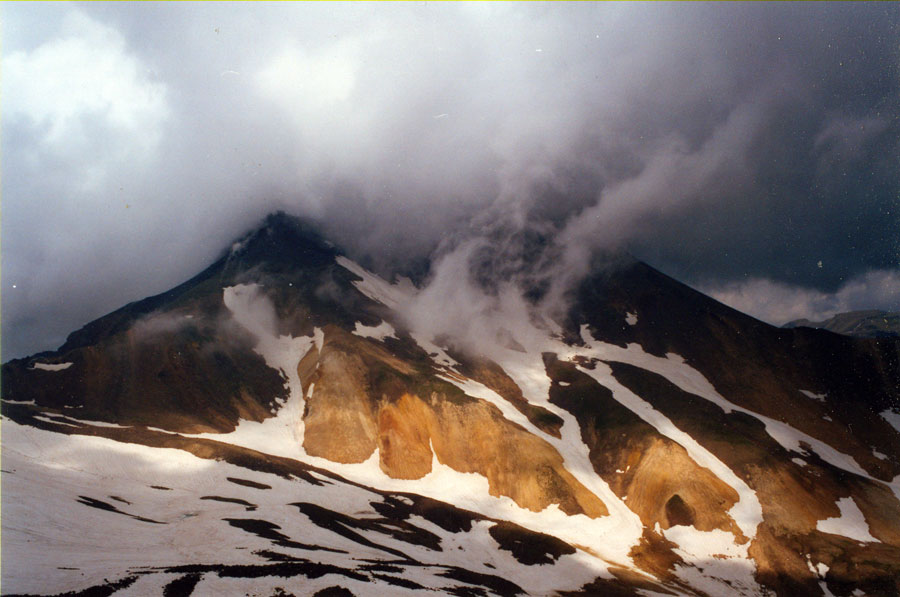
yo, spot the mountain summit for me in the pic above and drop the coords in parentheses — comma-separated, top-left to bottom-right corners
(3, 213, 900, 596)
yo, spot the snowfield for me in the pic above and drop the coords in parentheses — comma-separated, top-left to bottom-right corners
(2, 418, 610, 596)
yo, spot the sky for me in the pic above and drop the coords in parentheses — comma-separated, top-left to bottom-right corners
(2, 2, 899, 360)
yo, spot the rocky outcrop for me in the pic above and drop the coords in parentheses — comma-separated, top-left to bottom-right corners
(302, 346, 379, 463)
(299, 327, 608, 518)
(605, 358, 900, 593)
(544, 354, 742, 536)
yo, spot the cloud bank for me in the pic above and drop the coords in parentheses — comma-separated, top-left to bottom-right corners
(704, 270, 900, 326)
(3, 2, 898, 357)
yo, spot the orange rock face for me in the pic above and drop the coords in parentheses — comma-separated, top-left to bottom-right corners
(302, 347, 378, 463)
(617, 438, 742, 536)
(377, 393, 433, 479)
(298, 327, 607, 517)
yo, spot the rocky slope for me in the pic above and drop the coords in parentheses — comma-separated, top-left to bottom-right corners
(3, 212, 900, 596)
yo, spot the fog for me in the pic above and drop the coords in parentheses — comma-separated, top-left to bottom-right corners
(3, 2, 898, 358)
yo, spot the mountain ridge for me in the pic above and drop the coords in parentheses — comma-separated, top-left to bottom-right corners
(785, 310, 900, 339)
(3, 211, 900, 596)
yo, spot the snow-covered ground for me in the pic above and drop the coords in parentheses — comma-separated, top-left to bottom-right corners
(2, 418, 613, 596)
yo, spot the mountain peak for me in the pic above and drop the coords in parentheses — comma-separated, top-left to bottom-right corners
(52, 212, 337, 354)
(227, 211, 336, 269)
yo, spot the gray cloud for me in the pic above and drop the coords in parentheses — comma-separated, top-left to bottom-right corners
(3, 2, 898, 358)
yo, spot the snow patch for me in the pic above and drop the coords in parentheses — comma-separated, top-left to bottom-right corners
(662, 526, 759, 594)
(4, 419, 472, 595)
(804, 555, 817, 575)
(663, 526, 746, 560)
(411, 333, 459, 368)
(807, 555, 833, 597)
(335, 256, 416, 310)
(816, 497, 878, 543)
(144, 426, 177, 435)
(881, 409, 900, 434)
(763, 420, 871, 481)
(192, 284, 315, 456)
(799, 389, 827, 402)
(30, 362, 73, 371)
(625, 312, 638, 326)
(63, 417, 130, 428)
(352, 320, 397, 342)
(792, 458, 807, 467)
(313, 327, 325, 353)
(33, 415, 79, 427)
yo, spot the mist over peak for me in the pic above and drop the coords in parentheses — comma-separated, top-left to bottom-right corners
(3, 3, 899, 359)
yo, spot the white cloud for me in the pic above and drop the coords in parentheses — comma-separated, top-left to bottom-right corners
(4, 10, 168, 187)
(703, 270, 900, 325)
(256, 41, 360, 123)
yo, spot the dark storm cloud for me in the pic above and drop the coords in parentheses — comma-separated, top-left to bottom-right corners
(2, 2, 899, 359)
